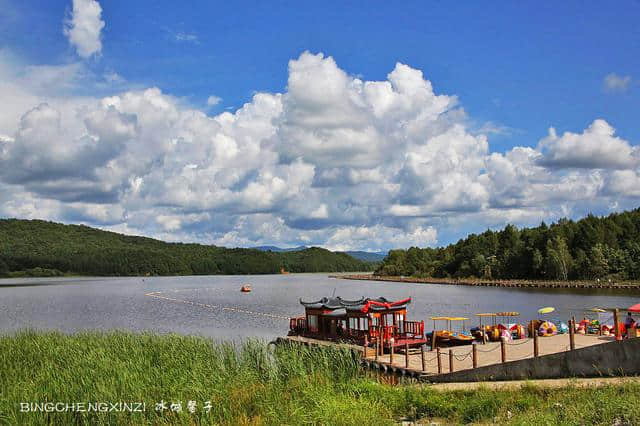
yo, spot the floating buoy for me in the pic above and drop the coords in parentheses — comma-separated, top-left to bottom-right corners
(240, 284, 252, 293)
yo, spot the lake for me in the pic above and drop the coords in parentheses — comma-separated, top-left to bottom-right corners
(1, 274, 638, 341)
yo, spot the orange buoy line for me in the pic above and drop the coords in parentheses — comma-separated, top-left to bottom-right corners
(144, 290, 290, 320)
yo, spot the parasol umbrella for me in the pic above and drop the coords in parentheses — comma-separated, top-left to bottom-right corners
(538, 307, 555, 314)
(628, 303, 640, 313)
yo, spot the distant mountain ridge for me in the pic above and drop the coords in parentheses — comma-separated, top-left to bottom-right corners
(343, 251, 388, 262)
(251, 245, 309, 252)
(0, 219, 375, 277)
(252, 245, 387, 262)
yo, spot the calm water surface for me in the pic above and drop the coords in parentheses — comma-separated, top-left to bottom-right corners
(1, 274, 638, 341)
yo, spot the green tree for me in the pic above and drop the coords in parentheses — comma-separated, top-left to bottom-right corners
(482, 263, 492, 279)
(603, 245, 628, 279)
(545, 236, 572, 280)
(372, 207, 640, 280)
(0, 257, 8, 277)
(532, 249, 544, 277)
(587, 244, 608, 278)
(470, 254, 487, 277)
(0, 219, 373, 276)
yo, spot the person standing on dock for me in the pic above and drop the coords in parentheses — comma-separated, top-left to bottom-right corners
(625, 312, 636, 338)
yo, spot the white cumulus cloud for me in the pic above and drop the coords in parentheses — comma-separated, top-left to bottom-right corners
(538, 119, 639, 169)
(1, 50, 640, 250)
(64, 0, 105, 58)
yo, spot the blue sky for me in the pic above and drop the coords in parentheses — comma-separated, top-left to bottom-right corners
(6, 1, 639, 147)
(0, 1, 639, 250)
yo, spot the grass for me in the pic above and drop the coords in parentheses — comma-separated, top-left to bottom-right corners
(1, 331, 639, 425)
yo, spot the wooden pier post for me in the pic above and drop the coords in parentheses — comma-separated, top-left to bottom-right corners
(405, 342, 410, 368)
(614, 309, 621, 341)
(421, 345, 426, 372)
(363, 336, 369, 357)
(389, 338, 394, 364)
(500, 337, 506, 363)
(431, 330, 437, 351)
(374, 337, 378, 361)
(569, 319, 575, 350)
(436, 347, 442, 374)
(472, 342, 477, 369)
(533, 329, 539, 357)
(449, 350, 454, 372)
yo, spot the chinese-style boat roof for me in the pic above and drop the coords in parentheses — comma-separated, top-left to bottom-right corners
(300, 296, 411, 313)
(299, 296, 364, 310)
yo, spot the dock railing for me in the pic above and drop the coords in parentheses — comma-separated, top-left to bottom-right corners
(360, 313, 638, 378)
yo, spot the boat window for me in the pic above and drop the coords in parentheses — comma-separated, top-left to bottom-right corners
(397, 313, 404, 332)
(385, 314, 394, 326)
(308, 315, 318, 331)
(371, 316, 379, 327)
(362, 318, 369, 330)
(349, 317, 359, 330)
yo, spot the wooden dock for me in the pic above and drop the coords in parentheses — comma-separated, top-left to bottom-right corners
(279, 333, 615, 381)
(278, 335, 426, 379)
(280, 335, 365, 352)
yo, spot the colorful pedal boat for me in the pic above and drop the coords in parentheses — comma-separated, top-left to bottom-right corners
(448, 331, 474, 345)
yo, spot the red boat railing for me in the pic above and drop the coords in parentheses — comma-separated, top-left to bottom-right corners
(403, 320, 424, 337)
(289, 317, 424, 343)
(345, 328, 368, 339)
(375, 321, 424, 340)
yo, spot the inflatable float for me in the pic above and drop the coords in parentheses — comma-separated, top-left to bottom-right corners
(538, 321, 557, 337)
(498, 323, 526, 340)
(558, 322, 569, 334)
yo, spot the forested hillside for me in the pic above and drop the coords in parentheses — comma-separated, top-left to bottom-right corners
(0, 219, 372, 277)
(376, 208, 640, 280)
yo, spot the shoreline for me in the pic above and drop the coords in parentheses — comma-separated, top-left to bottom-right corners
(0, 270, 376, 280)
(331, 274, 640, 290)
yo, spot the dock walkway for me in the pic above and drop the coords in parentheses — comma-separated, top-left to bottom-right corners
(282, 334, 614, 380)
(370, 334, 611, 376)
